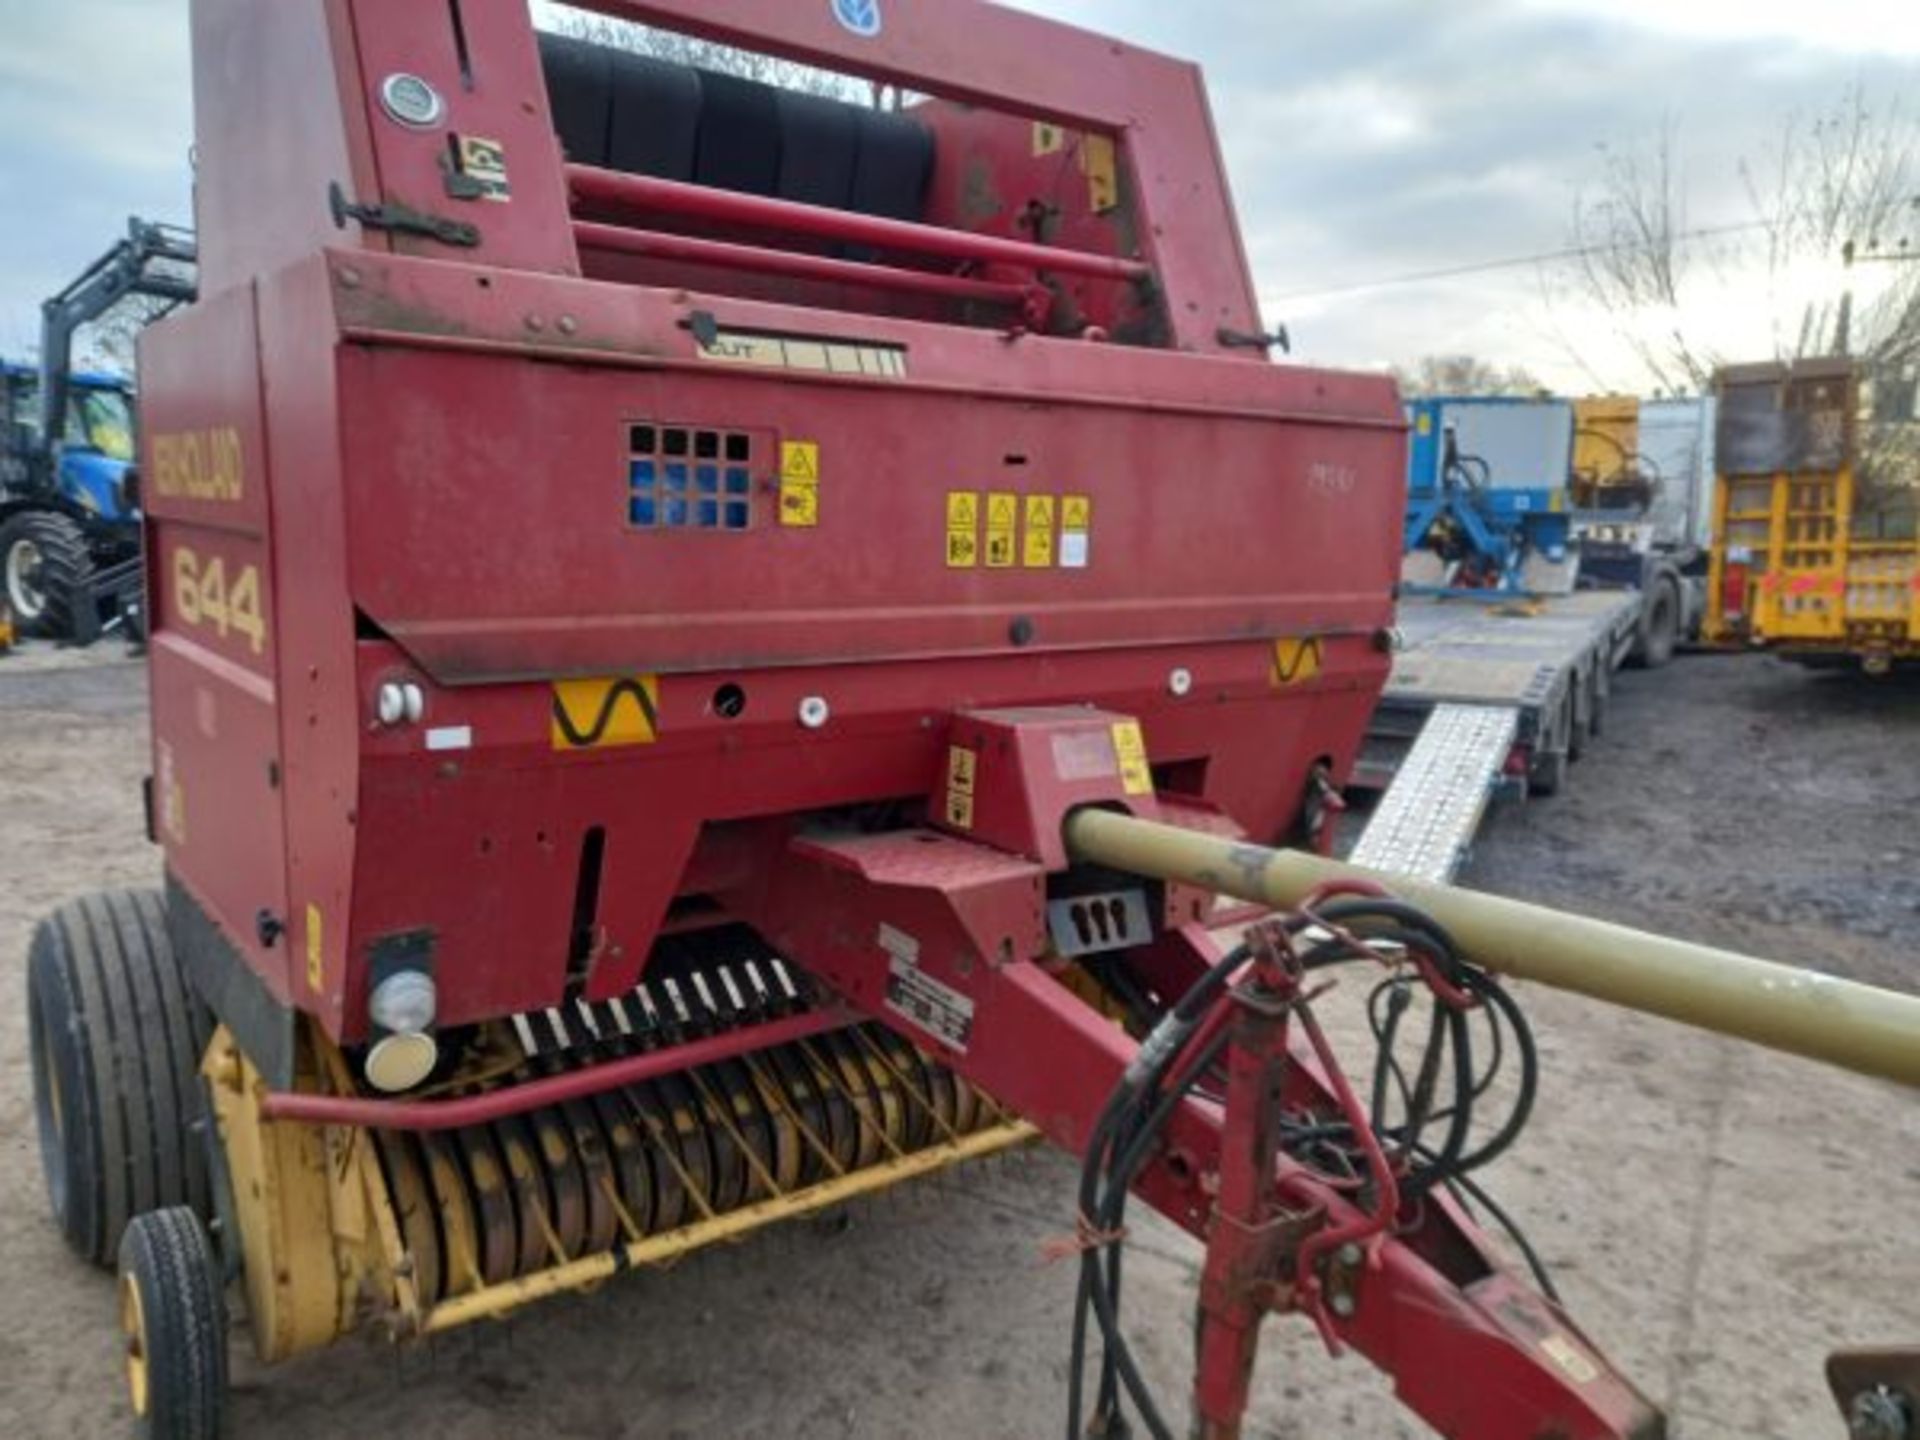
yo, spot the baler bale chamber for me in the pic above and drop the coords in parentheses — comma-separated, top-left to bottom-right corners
(23, 2, 1919, 1438)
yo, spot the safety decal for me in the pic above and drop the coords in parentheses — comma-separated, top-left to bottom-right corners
(1110, 720, 1152, 796)
(1022, 494, 1056, 568)
(945, 490, 979, 568)
(1270, 636, 1324, 687)
(551, 675, 660, 750)
(1061, 494, 1091, 568)
(985, 491, 1018, 568)
(944, 744, 977, 829)
(453, 135, 510, 201)
(779, 440, 820, 527)
(947, 491, 1093, 571)
(305, 904, 324, 993)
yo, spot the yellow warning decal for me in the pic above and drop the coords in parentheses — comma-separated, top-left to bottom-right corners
(1110, 721, 1151, 796)
(1060, 492, 1092, 569)
(1079, 133, 1118, 213)
(1023, 494, 1056, 568)
(946, 490, 980, 568)
(305, 904, 323, 993)
(1270, 636, 1324, 687)
(780, 439, 820, 528)
(986, 490, 1018, 569)
(781, 441, 819, 482)
(551, 675, 660, 750)
(945, 744, 978, 828)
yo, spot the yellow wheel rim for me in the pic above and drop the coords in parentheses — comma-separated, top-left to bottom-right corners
(119, 1271, 150, 1417)
(46, 1049, 64, 1148)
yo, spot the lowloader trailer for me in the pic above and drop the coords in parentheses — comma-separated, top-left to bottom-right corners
(22, 2, 1919, 1437)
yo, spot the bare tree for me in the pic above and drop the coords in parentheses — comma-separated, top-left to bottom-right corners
(77, 295, 181, 372)
(1563, 86, 1920, 492)
(544, 4, 866, 103)
(1391, 354, 1547, 397)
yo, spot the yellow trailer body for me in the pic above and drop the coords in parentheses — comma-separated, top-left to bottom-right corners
(1704, 359, 1918, 670)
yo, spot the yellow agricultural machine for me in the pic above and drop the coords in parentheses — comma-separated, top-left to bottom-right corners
(1705, 359, 1920, 673)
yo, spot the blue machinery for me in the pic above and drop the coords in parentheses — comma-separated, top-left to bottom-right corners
(1402, 396, 1575, 595)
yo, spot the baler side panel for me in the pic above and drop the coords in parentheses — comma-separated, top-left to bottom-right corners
(334, 346, 1403, 682)
(140, 286, 291, 1001)
(256, 259, 365, 1038)
(188, 0, 369, 297)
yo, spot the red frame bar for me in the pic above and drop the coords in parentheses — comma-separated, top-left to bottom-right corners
(567, 164, 1150, 284)
(574, 221, 1040, 312)
(260, 1009, 843, 1130)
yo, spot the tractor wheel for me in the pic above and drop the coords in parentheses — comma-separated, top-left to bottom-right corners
(0, 510, 93, 639)
(27, 889, 214, 1267)
(117, 1207, 228, 1440)
(1631, 576, 1680, 670)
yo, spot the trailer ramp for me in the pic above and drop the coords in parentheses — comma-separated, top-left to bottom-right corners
(1349, 703, 1519, 883)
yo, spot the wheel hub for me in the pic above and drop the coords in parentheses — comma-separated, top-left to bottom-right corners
(119, 1271, 151, 1418)
(4, 535, 47, 620)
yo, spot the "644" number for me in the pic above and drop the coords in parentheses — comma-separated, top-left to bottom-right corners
(172, 545, 266, 654)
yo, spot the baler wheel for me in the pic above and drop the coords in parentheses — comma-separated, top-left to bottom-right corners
(27, 889, 213, 1267)
(116, 1206, 227, 1440)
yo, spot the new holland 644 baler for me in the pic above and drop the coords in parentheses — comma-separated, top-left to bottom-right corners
(23, 2, 1920, 1437)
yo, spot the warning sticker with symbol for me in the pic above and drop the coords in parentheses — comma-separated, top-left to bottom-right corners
(779, 438, 820, 527)
(1110, 720, 1152, 796)
(779, 483, 819, 526)
(1061, 492, 1091, 569)
(1022, 494, 1056, 568)
(985, 491, 1017, 568)
(944, 747, 978, 830)
(780, 441, 819, 482)
(946, 490, 980, 567)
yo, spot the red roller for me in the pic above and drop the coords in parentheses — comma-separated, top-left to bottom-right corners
(566, 163, 1151, 284)
(574, 220, 1042, 314)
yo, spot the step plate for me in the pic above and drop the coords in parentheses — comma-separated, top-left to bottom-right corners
(1348, 703, 1520, 884)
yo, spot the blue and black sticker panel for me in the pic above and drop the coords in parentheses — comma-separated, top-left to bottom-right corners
(628, 423, 755, 531)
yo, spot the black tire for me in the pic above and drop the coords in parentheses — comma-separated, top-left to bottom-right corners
(117, 1207, 228, 1440)
(0, 509, 93, 639)
(27, 889, 213, 1267)
(1632, 577, 1680, 670)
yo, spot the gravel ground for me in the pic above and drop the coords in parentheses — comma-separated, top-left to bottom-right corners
(0, 643, 1914, 1439)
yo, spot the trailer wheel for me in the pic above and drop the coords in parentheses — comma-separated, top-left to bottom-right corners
(1631, 575, 1680, 670)
(27, 889, 214, 1267)
(0, 510, 93, 639)
(117, 1207, 228, 1440)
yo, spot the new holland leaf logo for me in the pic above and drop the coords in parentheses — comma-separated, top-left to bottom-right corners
(830, 0, 882, 37)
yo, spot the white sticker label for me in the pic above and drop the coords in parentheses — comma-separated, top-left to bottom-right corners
(879, 923, 973, 1051)
(1059, 531, 1090, 568)
(425, 725, 472, 751)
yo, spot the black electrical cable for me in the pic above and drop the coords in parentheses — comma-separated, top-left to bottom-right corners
(1063, 907, 1550, 1440)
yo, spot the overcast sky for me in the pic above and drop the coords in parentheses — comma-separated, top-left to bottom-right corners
(0, 1, 1914, 390)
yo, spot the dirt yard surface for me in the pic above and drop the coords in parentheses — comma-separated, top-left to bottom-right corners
(0, 643, 1914, 1439)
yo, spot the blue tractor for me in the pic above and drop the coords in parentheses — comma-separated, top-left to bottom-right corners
(1401, 395, 1576, 595)
(0, 219, 196, 641)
